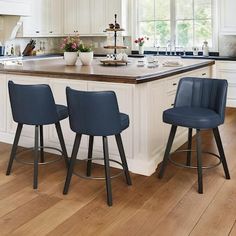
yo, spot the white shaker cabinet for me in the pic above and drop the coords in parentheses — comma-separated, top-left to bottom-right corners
(91, 0, 106, 35)
(23, 0, 63, 37)
(64, 0, 91, 35)
(215, 61, 236, 107)
(219, 0, 236, 35)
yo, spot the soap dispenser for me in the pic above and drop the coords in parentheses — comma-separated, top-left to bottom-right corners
(202, 41, 209, 57)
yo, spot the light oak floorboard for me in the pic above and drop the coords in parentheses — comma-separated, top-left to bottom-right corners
(0, 108, 235, 236)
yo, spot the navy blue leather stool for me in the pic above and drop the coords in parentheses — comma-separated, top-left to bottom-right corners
(159, 77, 230, 193)
(63, 88, 132, 206)
(7, 81, 69, 189)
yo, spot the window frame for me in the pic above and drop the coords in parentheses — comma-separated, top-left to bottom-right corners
(132, 0, 219, 52)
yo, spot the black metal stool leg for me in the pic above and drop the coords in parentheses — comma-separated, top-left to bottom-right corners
(34, 125, 39, 189)
(213, 127, 230, 179)
(6, 123, 23, 175)
(186, 128, 192, 166)
(196, 129, 203, 194)
(39, 125, 45, 163)
(86, 136, 94, 177)
(158, 125, 177, 179)
(63, 134, 82, 194)
(55, 122, 69, 168)
(103, 136, 112, 207)
(115, 134, 132, 185)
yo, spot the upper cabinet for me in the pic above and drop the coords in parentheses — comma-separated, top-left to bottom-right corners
(64, 0, 90, 35)
(64, 0, 106, 36)
(219, 0, 236, 35)
(64, 0, 129, 36)
(22, 0, 130, 37)
(23, 0, 63, 37)
(0, 0, 31, 16)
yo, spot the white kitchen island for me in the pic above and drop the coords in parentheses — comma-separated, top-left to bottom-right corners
(0, 57, 214, 175)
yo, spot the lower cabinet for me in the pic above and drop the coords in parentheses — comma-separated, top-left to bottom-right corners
(215, 61, 236, 107)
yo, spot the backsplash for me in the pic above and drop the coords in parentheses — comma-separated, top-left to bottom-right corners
(219, 35, 236, 57)
(4, 36, 132, 56)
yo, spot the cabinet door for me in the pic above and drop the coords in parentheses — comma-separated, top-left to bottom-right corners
(64, 0, 78, 35)
(91, 0, 106, 35)
(220, 0, 236, 35)
(48, 0, 63, 36)
(77, 0, 91, 35)
(23, 0, 48, 37)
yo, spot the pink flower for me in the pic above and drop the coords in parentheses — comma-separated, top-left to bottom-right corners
(61, 43, 65, 49)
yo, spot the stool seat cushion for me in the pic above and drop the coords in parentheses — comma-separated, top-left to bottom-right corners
(163, 107, 222, 129)
(120, 113, 129, 131)
(56, 105, 68, 121)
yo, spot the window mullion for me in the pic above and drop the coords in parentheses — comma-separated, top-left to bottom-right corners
(170, 0, 176, 46)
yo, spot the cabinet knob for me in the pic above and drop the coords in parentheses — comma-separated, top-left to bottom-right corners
(173, 83, 177, 86)
(171, 103, 174, 107)
(36, 31, 40, 33)
(202, 73, 207, 76)
(49, 31, 53, 33)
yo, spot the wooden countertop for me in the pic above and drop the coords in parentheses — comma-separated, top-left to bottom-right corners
(0, 57, 215, 84)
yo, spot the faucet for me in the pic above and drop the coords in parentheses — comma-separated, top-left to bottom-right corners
(166, 40, 172, 55)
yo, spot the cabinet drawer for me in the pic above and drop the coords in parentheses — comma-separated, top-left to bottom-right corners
(166, 77, 180, 94)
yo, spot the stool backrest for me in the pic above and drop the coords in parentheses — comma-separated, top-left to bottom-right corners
(66, 87, 122, 136)
(175, 77, 228, 123)
(8, 81, 59, 125)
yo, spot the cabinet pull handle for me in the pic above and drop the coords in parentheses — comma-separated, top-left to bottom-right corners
(49, 31, 53, 33)
(36, 31, 40, 33)
(171, 103, 174, 107)
(202, 73, 207, 76)
(173, 83, 177, 86)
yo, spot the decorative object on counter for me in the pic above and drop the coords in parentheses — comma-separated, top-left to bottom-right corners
(103, 14, 128, 66)
(22, 39, 36, 56)
(193, 47, 199, 56)
(61, 35, 80, 66)
(78, 43, 94, 66)
(134, 36, 149, 55)
(202, 41, 209, 57)
(162, 60, 183, 67)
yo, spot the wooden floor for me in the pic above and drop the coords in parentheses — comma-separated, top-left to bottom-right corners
(0, 108, 236, 236)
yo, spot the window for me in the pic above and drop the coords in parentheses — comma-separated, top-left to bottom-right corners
(136, 0, 214, 49)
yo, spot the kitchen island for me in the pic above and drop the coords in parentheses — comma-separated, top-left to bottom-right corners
(0, 57, 214, 175)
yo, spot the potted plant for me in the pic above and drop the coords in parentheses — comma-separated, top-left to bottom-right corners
(134, 36, 149, 55)
(61, 35, 80, 66)
(78, 43, 94, 66)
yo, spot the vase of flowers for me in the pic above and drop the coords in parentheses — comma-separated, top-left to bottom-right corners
(78, 43, 94, 66)
(61, 35, 80, 66)
(134, 36, 149, 55)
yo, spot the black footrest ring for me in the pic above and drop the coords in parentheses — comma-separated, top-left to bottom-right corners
(168, 149, 222, 169)
(15, 146, 63, 165)
(73, 158, 124, 180)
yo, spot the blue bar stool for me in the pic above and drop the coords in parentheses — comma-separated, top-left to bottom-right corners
(7, 81, 69, 189)
(159, 77, 230, 193)
(63, 88, 132, 206)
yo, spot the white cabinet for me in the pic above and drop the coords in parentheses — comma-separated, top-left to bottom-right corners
(0, 0, 30, 16)
(64, 0, 129, 36)
(219, 0, 236, 35)
(64, 0, 105, 36)
(23, 0, 63, 37)
(216, 61, 236, 107)
(64, 0, 90, 35)
(91, 0, 106, 35)
(0, 75, 7, 132)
